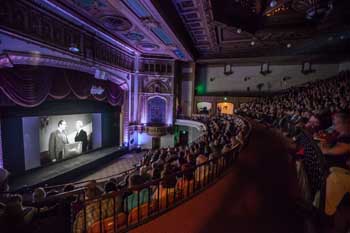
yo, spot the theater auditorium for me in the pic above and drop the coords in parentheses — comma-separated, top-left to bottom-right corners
(0, 0, 350, 232)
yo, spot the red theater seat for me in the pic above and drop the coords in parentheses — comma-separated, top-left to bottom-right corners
(127, 201, 156, 225)
(88, 213, 127, 233)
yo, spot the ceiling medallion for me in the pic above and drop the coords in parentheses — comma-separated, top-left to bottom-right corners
(141, 17, 160, 30)
(137, 42, 160, 51)
(100, 15, 132, 31)
(125, 32, 145, 41)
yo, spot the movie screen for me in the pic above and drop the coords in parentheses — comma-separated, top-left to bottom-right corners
(39, 114, 93, 164)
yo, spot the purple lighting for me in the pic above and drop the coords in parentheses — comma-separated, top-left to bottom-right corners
(0, 121, 3, 168)
(39, 0, 135, 54)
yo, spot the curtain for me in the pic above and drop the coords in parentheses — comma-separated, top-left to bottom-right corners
(0, 66, 124, 107)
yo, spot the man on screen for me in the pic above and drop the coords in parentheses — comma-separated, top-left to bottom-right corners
(49, 120, 68, 162)
(75, 120, 88, 153)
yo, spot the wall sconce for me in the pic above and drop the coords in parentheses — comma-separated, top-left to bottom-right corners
(224, 64, 234, 75)
(301, 61, 315, 75)
(260, 63, 271, 76)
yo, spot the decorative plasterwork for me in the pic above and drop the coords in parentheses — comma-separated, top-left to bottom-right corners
(99, 15, 133, 31)
(46, 0, 192, 60)
(172, 0, 218, 54)
(171, 0, 350, 59)
(0, 0, 135, 71)
(0, 52, 130, 90)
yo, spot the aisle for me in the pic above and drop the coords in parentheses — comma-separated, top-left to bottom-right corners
(130, 124, 301, 233)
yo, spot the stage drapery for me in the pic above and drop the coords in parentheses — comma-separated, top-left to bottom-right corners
(0, 66, 124, 107)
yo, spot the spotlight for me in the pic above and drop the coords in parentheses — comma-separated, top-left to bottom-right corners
(286, 43, 292, 48)
(250, 41, 255, 46)
(237, 28, 242, 34)
(69, 43, 80, 53)
(269, 0, 277, 8)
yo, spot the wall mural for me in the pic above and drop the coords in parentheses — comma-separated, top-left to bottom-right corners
(147, 97, 166, 124)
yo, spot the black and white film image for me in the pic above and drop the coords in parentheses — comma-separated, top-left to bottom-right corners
(39, 114, 93, 163)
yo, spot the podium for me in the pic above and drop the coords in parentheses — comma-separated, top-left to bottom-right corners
(63, 142, 82, 158)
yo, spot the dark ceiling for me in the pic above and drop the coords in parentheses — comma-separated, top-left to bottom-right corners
(154, 0, 350, 60)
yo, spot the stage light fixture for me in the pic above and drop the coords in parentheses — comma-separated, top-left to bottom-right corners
(250, 41, 255, 46)
(237, 28, 242, 34)
(286, 43, 292, 48)
(269, 0, 277, 8)
(69, 44, 80, 53)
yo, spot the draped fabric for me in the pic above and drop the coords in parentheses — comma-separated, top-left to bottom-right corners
(0, 66, 124, 107)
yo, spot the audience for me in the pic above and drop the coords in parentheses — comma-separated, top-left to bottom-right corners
(0, 112, 247, 233)
(237, 71, 350, 136)
(237, 71, 350, 225)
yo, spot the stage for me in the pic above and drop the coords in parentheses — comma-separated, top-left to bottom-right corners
(10, 146, 128, 192)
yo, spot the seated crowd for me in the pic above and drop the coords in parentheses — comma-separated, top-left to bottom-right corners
(237, 71, 350, 230)
(0, 114, 248, 233)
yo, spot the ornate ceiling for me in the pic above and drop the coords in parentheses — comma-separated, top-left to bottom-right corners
(168, 0, 350, 59)
(47, 0, 192, 60)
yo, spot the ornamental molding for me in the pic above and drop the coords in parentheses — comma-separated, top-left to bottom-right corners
(0, 51, 130, 90)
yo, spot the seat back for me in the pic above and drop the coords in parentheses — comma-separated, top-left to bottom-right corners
(88, 213, 127, 233)
(127, 201, 155, 225)
(176, 179, 194, 199)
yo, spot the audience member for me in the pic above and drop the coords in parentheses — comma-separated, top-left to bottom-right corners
(124, 174, 150, 212)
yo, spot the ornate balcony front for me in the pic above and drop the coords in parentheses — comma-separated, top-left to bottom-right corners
(145, 123, 172, 137)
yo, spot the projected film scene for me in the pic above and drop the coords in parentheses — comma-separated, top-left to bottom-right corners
(39, 114, 94, 163)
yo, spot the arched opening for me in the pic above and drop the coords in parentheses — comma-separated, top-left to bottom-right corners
(217, 102, 234, 115)
(147, 97, 166, 124)
(196, 102, 212, 114)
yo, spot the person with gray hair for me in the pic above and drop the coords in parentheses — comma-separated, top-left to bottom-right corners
(74, 120, 88, 153)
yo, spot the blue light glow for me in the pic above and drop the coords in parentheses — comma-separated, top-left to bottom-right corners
(124, 0, 150, 18)
(173, 49, 185, 59)
(152, 27, 173, 45)
(40, 0, 135, 53)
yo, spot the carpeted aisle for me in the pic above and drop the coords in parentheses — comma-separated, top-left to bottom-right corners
(130, 124, 302, 233)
